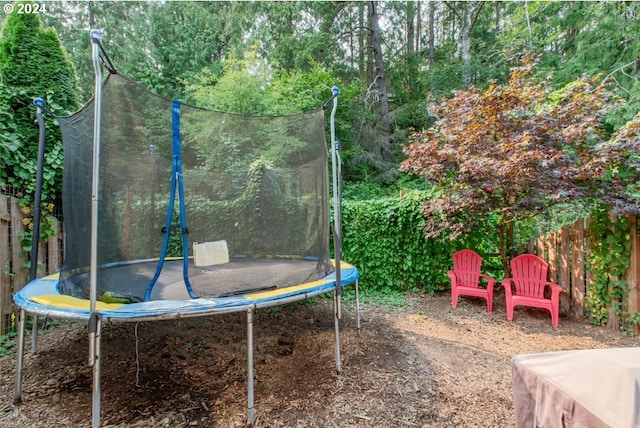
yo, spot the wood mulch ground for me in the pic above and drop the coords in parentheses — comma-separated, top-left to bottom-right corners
(0, 288, 636, 427)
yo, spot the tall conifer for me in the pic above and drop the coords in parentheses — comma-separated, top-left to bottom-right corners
(0, 1, 78, 203)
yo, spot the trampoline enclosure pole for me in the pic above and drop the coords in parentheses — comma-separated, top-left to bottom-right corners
(330, 86, 342, 302)
(329, 86, 343, 373)
(30, 97, 47, 354)
(30, 98, 46, 283)
(89, 29, 103, 323)
(89, 29, 104, 428)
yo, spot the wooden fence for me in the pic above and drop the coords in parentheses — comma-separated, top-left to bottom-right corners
(528, 214, 640, 331)
(0, 194, 63, 335)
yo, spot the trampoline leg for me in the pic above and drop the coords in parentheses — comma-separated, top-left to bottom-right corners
(89, 313, 102, 428)
(247, 309, 255, 425)
(13, 309, 26, 404)
(31, 315, 38, 354)
(333, 290, 341, 373)
(355, 279, 361, 333)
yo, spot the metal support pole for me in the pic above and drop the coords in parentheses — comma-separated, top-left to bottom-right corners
(355, 279, 361, 332)
(333, 290, 341, 373)
(89, 313, 102, 428)
(13, 309, 26, 404)
(30, 314, 38, 355)
(247, 308, 255, 424)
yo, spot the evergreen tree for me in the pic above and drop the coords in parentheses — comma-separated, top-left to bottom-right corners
(0, 1, 78, 229)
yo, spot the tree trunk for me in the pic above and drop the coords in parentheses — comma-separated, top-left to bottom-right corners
(428, 1, 435, 93)
(415, 1, 421, 53)
(460, 6, 472, 86)
(367, 1, 391, 163)
(406, 1, 416, 95)
(498, 221, 515, 277)
(406, 1, 415, 58)
(446, 1, 485, 87)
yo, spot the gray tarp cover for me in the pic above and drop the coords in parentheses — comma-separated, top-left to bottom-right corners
(512, 347, 640, 428)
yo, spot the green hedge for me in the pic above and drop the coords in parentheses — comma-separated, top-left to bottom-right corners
(341, 189, 500, 294)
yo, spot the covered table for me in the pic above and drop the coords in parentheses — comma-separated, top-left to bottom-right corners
(512, 347, 640, 428)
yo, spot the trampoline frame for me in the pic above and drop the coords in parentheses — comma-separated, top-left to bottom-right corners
(12, 29, 360, 428)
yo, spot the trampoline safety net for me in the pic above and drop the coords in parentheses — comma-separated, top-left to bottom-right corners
(58, 73, 333, 302)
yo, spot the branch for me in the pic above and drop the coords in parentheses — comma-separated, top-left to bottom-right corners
(600, 59, 639, 90)
(470, 2, 486, 28)
(444, 1, 461, 19)
(335, 26, 372, 41)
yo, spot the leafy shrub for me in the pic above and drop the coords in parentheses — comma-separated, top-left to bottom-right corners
(341, 189, 500, 294)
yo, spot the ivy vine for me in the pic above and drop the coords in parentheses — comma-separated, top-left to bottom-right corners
(585, 205, 634, 330)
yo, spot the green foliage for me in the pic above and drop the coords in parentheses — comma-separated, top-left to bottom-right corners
(0, 87, 20, 188)
(585, 206, 632, 328)
(184, 48, 270, 114)
(341, 286, 407, 308)
(341, 189, 500, 294)
(0, 331, 16, 357)
(184, 52, 360, 116)
(0, 315, 60, 356)
(0, 2, 78, 273)
(342, 180, 390, 201)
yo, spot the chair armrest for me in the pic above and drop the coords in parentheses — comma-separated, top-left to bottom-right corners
(479, 273, 496, 290)
(545, 281, 563, 296)
(447, 270, 457, 286)
(502, 278, 514, 297)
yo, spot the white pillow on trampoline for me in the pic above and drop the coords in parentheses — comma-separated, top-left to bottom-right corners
(193, 240, 229, 266)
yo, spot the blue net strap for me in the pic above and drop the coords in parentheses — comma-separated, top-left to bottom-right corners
(144, 100, 197, 300)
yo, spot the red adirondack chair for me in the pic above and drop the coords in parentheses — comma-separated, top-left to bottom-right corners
(448, 249, 496, 312)
(502, 254, 563, 328)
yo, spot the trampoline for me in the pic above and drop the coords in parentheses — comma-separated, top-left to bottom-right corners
(13, 30, 359, 428)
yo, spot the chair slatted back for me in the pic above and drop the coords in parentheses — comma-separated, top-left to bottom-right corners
(510, 254, 548, 298)
(453, 249, 483, 288)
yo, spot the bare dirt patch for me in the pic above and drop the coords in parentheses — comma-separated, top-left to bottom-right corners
(0, 289, 636, 428)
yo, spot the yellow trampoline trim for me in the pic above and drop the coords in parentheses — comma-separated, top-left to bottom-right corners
(29, 294, 125, 311)
(246, 279, 333, 299)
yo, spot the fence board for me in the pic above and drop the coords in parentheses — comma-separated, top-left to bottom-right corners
(548, 231, 557, 284)
(571, 219, 585, 317)
(536, 235, 545, 260)
(559, 226, 571, 312)
(47, 218, 61, 274)
(10, 197, 28, 292)
(606, 212, 620, 328)
(0, 196, 10, 335)
(627, 215, 640, 334)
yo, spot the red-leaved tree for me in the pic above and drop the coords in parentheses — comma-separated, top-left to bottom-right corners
(401, 57, 640, 275)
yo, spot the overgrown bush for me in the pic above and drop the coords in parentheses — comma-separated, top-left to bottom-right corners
(341, 189, 501, 294)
